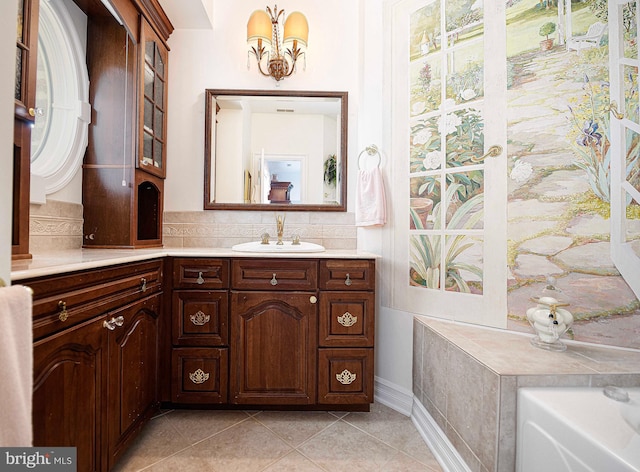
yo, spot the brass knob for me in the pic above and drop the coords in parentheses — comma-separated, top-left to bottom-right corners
(140, 277, 147, 292)
(58, 301, 69, 322)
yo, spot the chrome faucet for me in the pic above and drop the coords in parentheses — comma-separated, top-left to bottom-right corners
(276, 214, 285, 245)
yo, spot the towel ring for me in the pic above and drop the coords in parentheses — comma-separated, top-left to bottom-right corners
(358, 144, 381, 170)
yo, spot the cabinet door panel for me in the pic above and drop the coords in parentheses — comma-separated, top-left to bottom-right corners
(230, 291, 317, 404)
(318, 348, 374, 405)
(33, 317, 106, 472)
(107, 293, 160, 469)
(172, 347, 228, 403)
(173, 290, 228, 346)
(319, 291, 375, 347)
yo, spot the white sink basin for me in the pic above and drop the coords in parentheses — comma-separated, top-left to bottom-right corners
(231, 241, 325, 253)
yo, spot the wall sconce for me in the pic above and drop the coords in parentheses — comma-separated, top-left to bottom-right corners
(247, 5, 308, 82)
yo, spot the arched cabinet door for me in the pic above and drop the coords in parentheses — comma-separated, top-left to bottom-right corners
(33, 317, 107, 472)
(106, 293, 161, 470)
(230, 291, 317, 405)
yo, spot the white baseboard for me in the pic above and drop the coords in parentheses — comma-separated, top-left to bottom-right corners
(373, 376, 414, 416)
(411, 398, 471, 472)
(373, 377, 471, 472)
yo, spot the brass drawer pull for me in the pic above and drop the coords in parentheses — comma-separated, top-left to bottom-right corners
(141, 277, 147, 292)
(336, 369, 356, 385)
(189, 368, 210, 384)
(345, 274, 352, 286)
(337, 312, 357, 327)
(270, 273, 278, 286)
(58, 301, 69, 322)
(196, 272, 205, 285)
(190, 310, 210, 326)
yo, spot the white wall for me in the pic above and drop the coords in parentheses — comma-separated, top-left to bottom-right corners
(164, 0, 360, 211)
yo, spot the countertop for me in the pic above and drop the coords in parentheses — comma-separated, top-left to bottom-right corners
(11, 247, 379, 281)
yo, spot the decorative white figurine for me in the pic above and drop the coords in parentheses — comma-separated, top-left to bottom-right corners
(526, 277, 573, 352)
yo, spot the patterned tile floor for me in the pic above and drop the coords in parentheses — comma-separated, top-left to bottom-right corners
(112, 402, 443, 472)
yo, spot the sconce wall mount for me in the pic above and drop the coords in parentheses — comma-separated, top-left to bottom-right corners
(247, 4, 308, 82)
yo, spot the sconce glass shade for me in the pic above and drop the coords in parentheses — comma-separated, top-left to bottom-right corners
(247, 9, 272, 45)
(283, 11, 308, 47)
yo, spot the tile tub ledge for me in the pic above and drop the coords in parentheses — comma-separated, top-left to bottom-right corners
(412, 315, 640, 472)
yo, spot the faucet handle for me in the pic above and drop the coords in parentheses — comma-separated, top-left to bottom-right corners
(292, 234, 301, 245)
(260, 232, 270, 244)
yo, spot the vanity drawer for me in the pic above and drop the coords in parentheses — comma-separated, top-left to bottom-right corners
(172, 290, 229, 346)
(319, 292, 375, 347)
(318, 348, 374, 404)
(27, 259, 163, 341)
(319, 260, 375, 291)
(172, 258, 229, 289)
(172, 347, 228, 404)
(231, 258, 318, 291)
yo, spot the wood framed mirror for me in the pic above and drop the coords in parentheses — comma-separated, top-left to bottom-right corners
(204, 89, 348, 211)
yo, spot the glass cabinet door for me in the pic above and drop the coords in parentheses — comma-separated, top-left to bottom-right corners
(15, 0, 39, 122)
(139, 20, 167, 178)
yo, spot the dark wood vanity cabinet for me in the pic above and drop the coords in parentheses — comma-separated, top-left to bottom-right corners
(318, 260, 376, 404)
(81, 0, 172, 249)
(28, 259, 163, 472)
(169, 257, 375, 410)
(170, 258, 230, 404)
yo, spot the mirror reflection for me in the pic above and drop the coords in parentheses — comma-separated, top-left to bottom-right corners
(204, 89, 347, 211)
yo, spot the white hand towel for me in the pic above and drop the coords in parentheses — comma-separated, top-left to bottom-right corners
(0, 285, 33, 446)
(356, 167, 387, 227)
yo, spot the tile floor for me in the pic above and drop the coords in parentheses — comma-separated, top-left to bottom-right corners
(112, 402, 444, 472)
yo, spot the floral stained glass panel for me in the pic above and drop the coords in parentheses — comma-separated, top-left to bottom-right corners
(446, 45, 484, 105)
(410, 234, 442, 290)
(411, 116, 442, 172)
(443, 108, 484, 169)
(445, 234, 483, 293)
(410, 175, 440, 230)
(410, 57, 442, 114)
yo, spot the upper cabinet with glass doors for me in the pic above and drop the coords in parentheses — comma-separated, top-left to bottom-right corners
(139, 19, 168, 179)
(13, 0, 39, 259)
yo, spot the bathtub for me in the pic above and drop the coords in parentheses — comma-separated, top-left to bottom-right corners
(516, 387, 640, 472)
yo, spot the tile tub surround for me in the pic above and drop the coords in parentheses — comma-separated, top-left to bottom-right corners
(412, 316, 640, 472)
(163, 210, 357, 250)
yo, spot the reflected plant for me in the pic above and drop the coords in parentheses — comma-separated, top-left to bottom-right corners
(410, 183, 484, 292)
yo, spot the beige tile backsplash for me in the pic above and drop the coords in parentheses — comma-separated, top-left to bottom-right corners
(29, 200, 84, 252)
(163, 210, 357, 250)
(28, 205, 357, 252)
